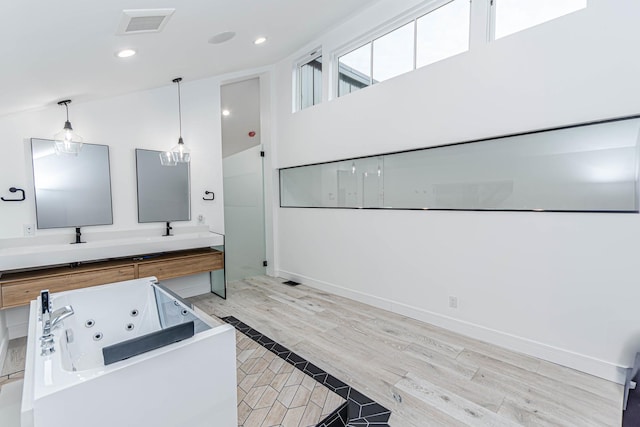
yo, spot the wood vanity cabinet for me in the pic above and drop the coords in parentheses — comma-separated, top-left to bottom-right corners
(0, 248, 223, 309)
(136, 249, 224, 280)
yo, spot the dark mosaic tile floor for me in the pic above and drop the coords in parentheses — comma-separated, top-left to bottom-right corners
(223, 316, 391, 427)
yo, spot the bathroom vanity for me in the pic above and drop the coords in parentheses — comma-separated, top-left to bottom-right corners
(0, 248, 223, 308)
(0, 229, 226, 308)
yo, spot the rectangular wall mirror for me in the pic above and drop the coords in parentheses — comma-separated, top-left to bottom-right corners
(135, 149, 191, 223)
(31, 138, 113, 229)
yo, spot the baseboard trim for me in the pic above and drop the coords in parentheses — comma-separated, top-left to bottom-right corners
(277, 271, 394, 313)
(276, 270, 627, 385)
(391, 301, 626, 384)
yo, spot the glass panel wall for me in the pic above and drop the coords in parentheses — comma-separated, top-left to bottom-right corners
(280, 117, 640, 213)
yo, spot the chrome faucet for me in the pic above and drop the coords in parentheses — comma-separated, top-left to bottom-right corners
(40, 290, 53, 355)
(40, 289, 51, 316)
(39, 290, 74, 356)
(40, 290, 51, 331)
(43, 306, 75, 336)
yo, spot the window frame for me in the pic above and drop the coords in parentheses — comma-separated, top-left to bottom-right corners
(294, 47, 323, 112)
(331, 0, 469, 100)
(488, 0, 588, 41)
(326, 0, 588, 101)
(336, 42, 373, 98)
(371, 20, 416, 84)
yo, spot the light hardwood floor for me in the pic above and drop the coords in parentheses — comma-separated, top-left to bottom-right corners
(190, 276, 623, 427)
(0, 337, 26, 388)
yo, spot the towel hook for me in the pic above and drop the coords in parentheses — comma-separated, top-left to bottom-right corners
(203, 191, 214, 201)
(1, 187, 25, 202)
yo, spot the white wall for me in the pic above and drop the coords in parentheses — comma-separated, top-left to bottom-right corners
(0, 76, 227, 342)
(272, 0, 640, 383)
(0, 77, 225, 239)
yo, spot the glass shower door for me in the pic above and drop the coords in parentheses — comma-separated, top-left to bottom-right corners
(222, 145, 266, 281)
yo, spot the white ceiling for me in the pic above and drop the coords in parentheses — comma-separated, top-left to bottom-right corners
(0, 0, 377, 118)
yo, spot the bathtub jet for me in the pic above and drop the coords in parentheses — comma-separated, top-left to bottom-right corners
(21, 277, 237, 427)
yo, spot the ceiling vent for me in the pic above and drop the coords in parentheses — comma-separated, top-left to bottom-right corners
(117, 9, 175, 35)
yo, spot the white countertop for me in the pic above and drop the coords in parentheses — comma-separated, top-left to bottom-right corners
(0, 227, 224, 271)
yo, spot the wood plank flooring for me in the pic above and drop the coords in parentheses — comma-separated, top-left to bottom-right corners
(189, 276, 623, 427)
(0, 336, 26, 390)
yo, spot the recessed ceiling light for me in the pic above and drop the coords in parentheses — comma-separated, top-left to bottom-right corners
(222, 110, 230, 116)
(116, 49, 137, 58)
(254, 37, 267, 45)
(209, 31, 236, 45)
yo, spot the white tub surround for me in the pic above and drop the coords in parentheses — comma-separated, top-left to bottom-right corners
(0, 226, 224, 271)
(21, 277, 237, 427)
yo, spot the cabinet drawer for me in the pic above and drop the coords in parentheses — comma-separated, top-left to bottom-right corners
(137, 252, 223, 281)
(1, 266, 135, 308)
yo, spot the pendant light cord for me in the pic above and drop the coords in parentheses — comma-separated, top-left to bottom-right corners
(57, 100, 73, 127)
(178, 80, 182, 138)
(174, 78, 183, 140)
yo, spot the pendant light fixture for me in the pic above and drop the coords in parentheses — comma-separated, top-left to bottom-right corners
(159, 77, 191, 166)
(54, 100, 83, 155)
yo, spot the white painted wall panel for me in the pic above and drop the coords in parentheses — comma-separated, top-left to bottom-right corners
(272, 0, 640, 382)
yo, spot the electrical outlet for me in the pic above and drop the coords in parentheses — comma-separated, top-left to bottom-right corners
(449, 296, 458, 309)
(23, 224, 35, 237)
(197, 214, 205, 225)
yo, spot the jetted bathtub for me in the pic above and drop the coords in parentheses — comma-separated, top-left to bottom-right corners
(21, 277, 237, 427)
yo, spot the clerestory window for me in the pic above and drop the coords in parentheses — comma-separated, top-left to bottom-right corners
(492, 0, 587, 40)
(297, 51, 323, 110)
(337, 0, 471, 98)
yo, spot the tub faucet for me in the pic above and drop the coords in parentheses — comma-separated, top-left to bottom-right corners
(40, 289, 50, 317)
(43, 306, 75, 336)
(40, 290, 51, 332)
(40, 290, 52, 355)
(41, 306, 74, 356)
(39, 289, 74, 356)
